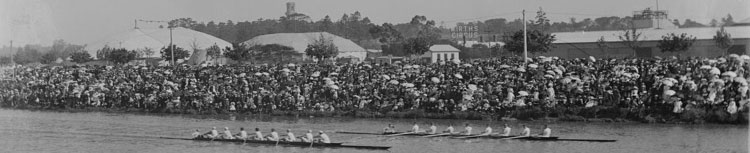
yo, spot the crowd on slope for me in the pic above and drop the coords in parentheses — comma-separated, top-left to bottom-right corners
(0, 55, 747, 120)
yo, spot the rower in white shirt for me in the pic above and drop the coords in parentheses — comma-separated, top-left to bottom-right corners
(480, 124, 492, 136)
(316, 131, 331, 143)
(234, 127, 248, 139)
(520, 125, 531, 136)
(410, 122, 422, 133)
(266, 128, 280, 141)
(285, 129, 297, 142)
(461, 123, 473, 136)
(501, 124, 512, 136)
(192, 129, 201, 138)
(427, 123, 438, 134)
(384, 124, 396, 133)
(301, 130, 314, 142)
(203, 127, 219, 139)
(223, 127, 234, 139)
(253, 128, 265, 140)
(443, 124, 455, 134)
(538, 125, 551, 137)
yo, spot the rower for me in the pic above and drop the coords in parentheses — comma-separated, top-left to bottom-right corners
(192, 129, 201, 138)
(539, 125, 551, 137)
(301, 130, 314, 143)
(266, 128, 280, 141)
(285, 129, 297, 142)
(204, 127, 219, 139)
(316, 131, 331, 143)
(427, 123, 437, 134)
(253, 128, 265, 140)
(481, 124, 492, 136)
(443, 124, 455, 134)
(461, 123, 473, 136)
(409, 122, 421, 133)
(384, 124, 396, 133)
(223, 127, 234, 139)
(501, 124, 512, 136)
(234, 127, 248, 139)
(520, 125, 531, 136)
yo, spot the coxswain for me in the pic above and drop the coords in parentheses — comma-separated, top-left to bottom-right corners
(501, 124, 512, 136)
(316, 131, 331, 143)
(223, 127, 234, 139)
(520, 125, 531, 136)
(253, 128, 265, 140)
(301, 130, 314, 142)
(285, 129, 297, 142)
(461, 123, 473, 136)
(539, 125, 551, 137)
(410, 122, 421, 133)
(427, 123, 437, 134)
(480, 124, 493, 136)
(192, 129, 201, 138)
(384, 124, 396, 133)
(234, 127, 248, 139)
(203, 127, 219, 138)
(443, 124, 455, 134)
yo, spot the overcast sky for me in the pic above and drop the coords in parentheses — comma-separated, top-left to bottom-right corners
(6, 0, 750, 45)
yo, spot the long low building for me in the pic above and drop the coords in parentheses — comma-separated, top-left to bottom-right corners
(541, 26, 750, 58)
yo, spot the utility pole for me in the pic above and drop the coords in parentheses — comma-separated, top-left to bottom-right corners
(170, 27, 174, 66)
(656, 0, 660, 29)
(523, 10, 528, 66)
(10, 40, 13, 78)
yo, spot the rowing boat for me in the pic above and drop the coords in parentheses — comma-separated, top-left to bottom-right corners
(160, 137, 391, 150)
(335, 131, 616, 142)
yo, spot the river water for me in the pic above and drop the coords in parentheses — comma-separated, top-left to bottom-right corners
(0, 109, 746, 153)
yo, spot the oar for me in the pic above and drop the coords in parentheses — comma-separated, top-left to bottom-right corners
(501, 135, 529, 140)
(386, 132, 415, 136)
(421, 133, 453, 138)
(455, 133, 498, 139)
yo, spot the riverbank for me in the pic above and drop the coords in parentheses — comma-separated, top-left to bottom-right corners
(4, 105, 747, 124)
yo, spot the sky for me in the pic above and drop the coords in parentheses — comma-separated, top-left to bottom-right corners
(2, 0, 749, 46)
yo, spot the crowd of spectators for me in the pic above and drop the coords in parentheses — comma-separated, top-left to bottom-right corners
(0, 55, 747, 122)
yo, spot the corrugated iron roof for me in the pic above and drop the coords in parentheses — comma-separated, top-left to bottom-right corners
(553, 26, 750, 44)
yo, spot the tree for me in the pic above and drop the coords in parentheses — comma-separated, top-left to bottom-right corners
(502, 29, 556, 54)
(107, 48, 137, 64)
(96, 46, 113, 60)
(0, 56, 12, 65)
(713, 26, 734, 54)
(70, 51, 93, 63)
(721, 14, 735, 26)
(402, 37, 432, 56)
(206, 44, 222, 63)
(533, 7, 551, 31)
(13, 46, 41, 64)
(224, 43, 254, 62)
(619, 26, 643, 56)
(305, 34, 339, 61)
(709, 19, 719, 27)
(160, 45, 191, 63)
(657, 33, 697, 53)
(40, 50, 59, 64)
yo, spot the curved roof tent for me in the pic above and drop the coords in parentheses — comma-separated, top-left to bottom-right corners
(242, 32, 367, 60)
(86, 27, 231, 60)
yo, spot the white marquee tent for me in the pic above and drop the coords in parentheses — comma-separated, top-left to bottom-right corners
(242, 32, 367, 60)
(86, 27, 231, 61)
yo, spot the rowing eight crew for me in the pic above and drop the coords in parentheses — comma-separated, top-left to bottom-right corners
(384, 123, 552, 137)
(192, 127, 331, 143)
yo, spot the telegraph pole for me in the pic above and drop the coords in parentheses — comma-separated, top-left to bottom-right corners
(10, 40, 13, 78)
(170, 27, 174, 66)
(523, 10, 528, 66)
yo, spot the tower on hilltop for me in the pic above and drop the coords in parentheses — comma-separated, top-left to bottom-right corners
(285, 2, 296, 16)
